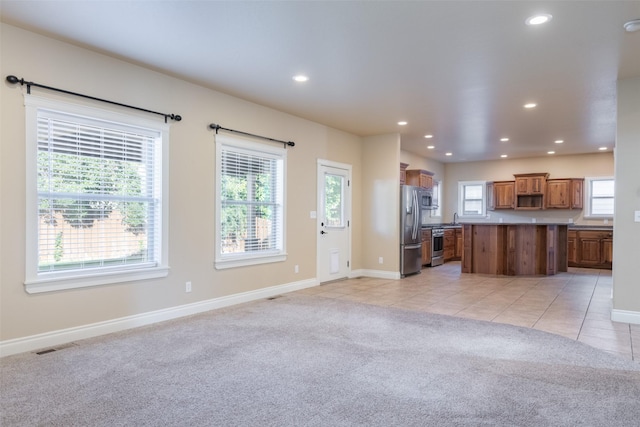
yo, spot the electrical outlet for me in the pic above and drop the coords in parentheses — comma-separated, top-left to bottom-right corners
(185, 281, 192, 293)
(294, 265, 299, 273)
(378, 257, 383, 264)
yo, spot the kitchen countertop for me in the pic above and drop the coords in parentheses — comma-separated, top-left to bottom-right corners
(567, 225, 613, 231)
(422, 223, 461, 229)
(423, 223, 613, 231)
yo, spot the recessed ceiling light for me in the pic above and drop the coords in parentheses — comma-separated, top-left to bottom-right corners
(524, 103, 537, 109)
(292, 75, 308, 82)
(424, 134, 433, 139)
(547, 151, 555, 154)
(398, 121, 408, 126)
(555, 140, 564, 144)
(599, 147, 607, 151)
(427, 145, 435, 149)
(500, 154, 508, 158)
(526, 14, 552, 26)
(500, 137, 509, 142)
(445, 152, 453, 156)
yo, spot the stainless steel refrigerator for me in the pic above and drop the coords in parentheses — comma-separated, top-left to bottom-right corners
(400, 185, 423, 277)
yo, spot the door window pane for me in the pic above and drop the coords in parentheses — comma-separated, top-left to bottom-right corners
(324, 173, 344, 227)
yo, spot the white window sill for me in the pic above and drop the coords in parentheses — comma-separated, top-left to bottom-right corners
(215, 253, 286, 270)
(25, 266, 170, 294)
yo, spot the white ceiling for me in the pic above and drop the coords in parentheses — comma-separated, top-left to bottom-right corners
(2, 1, 639, 163)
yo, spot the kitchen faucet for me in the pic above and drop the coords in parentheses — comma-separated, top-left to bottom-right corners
(453, 212, 458, 225)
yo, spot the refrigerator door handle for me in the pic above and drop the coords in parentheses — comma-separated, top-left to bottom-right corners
(411, 190, 420, 240)
(404, 243, 422, 250)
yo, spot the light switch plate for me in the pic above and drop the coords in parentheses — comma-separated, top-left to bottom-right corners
(635, 210, 640, 222)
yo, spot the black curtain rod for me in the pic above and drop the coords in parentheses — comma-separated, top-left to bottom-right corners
(209, 123, 295, 148)
(5, 75, 182, 123)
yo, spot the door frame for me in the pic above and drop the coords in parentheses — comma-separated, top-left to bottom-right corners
(316, 159, 352, 283)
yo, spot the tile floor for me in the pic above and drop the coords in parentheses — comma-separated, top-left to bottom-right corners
(295, 262, 638, 362)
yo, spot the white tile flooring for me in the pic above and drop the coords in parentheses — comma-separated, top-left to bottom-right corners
(295, 262, 638, 362)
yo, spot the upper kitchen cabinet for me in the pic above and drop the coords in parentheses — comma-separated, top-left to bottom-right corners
(546, 178, 584, 209)
(399, 163, 409, 186)
(514, 173, 548, 210)
(487, 181, 515, 210)
(405, 169, 434, 190)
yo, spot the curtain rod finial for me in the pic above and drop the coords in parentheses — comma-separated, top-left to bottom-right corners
(6, 75, 21, 85)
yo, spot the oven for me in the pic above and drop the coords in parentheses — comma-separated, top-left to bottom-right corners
(431, 227, 444, 266)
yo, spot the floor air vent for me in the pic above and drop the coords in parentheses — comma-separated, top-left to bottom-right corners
(35, 342, 76, 355)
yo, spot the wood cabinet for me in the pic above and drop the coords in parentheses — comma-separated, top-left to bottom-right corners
(567, 229, 613, 269)
(421, 229, 432, 266)
(546, 178, 583, 209)
(487, 181, 515, 210)
(514, 173, 548, 210)
(444, 228, 455, 261)
(399, 163, 409, 186)
(568, 232, 577, 264)
(405, 169, 434, 190)
(461, 224, 568, 276)
(454, 228, 462, 260)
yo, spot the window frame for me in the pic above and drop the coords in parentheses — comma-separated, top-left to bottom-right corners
(431, 179, 442, 218)
(584, 176, 615, 219)
(24, 96, 170, 294)
(214, 134, 287, 269)
(457, 180, 487, 218)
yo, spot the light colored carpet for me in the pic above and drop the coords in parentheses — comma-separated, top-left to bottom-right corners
(2, 294, 639, 426)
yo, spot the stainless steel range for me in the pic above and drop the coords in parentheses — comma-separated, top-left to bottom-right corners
(431, 227, 444, 266)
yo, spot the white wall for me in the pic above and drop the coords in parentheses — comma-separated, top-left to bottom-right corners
(0, 23, 371, 345)
(612, 77, 640, 321)
(362, 134, 401, 276)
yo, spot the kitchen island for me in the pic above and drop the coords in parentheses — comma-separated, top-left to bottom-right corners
(461, 223, 568, 276)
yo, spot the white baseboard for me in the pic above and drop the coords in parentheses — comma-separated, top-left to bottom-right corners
(0, 278, 318, 358)
(611, 309, 640, 325)
(356, 269, 401, 280)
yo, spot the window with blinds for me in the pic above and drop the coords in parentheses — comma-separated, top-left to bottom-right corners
(35, 107, 162, 276)
(458, 181, 487, 217)
(585, 177, 615, 218)
(24, 97, 169, 293)
(215, 135, 285, 268)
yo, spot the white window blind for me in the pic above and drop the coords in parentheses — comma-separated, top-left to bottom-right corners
(458, 181, 486, 217)
(216, 136, 285, 268)
(585, 177, 615, 217)
(36, 109, 162, 274)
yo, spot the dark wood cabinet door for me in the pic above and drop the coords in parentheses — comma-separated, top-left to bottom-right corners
(568, 235, 577, 264)
(530, 176, 545, 194)
(515, 177, 529, 195)
(421, 229, 432, 265)
(579, 237, 602, 265)
(454, 229, 462, 259)
(546, 180, 570, 208)
(571, 179, 584, 209)
(602, 238, 613, 264)
(494, 182, 515, 209)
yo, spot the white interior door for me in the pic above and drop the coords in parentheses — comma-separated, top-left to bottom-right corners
(317, 160, 352, 283)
